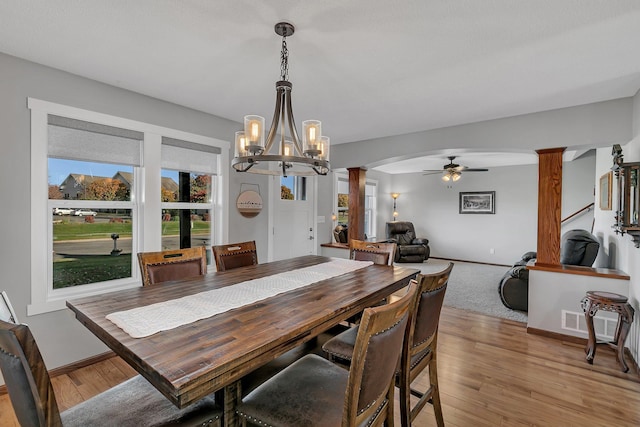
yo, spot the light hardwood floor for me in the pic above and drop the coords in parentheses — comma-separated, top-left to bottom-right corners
(2, 306, 639, 426)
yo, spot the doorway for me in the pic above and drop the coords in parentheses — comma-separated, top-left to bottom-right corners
(269, 175, 316, 261)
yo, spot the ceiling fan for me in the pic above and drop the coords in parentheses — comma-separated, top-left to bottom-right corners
(422, 156, 489, 182)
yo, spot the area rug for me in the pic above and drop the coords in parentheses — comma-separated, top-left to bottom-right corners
(400, 258, 528, 323)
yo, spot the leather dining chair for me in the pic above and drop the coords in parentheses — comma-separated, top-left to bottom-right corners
(236, 281, 419, 427)
(349, 239, 397, 266)
(0, 318, 223, 427)
(137, 246, 207, 286)
(212, 240, 258, 272)
(1, 291, 18, 324)
(343, 239, 397, 326)
(322, 262, 454, 427)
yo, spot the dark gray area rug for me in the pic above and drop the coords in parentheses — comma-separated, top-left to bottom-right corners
(400, 258, 528, 323)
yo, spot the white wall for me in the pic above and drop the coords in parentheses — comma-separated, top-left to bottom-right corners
(591, 88, 640, 365)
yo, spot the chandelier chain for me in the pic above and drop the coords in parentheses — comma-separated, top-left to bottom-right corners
(280, 37, 289, 81)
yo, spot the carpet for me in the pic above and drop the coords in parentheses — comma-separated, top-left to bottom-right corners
(400, 258, 528, 323)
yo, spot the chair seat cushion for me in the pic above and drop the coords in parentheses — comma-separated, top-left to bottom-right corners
(237, 354, 348, 427)
(322, 326, 359, 361)
(61, 375, 221, 427)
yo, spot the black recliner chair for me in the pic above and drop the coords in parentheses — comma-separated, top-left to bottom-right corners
(385, 221, 430, 263)
(498, 229, 600, 312)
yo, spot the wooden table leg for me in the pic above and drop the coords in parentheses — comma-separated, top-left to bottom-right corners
(220, 380, 242, 427)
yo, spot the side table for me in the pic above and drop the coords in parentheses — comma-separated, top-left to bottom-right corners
(581, 291, 634, 372)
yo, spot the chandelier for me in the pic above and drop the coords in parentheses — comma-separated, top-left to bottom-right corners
(232, 22, 330, 177)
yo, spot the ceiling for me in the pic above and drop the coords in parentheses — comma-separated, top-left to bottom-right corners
(1, 1, 640, 173)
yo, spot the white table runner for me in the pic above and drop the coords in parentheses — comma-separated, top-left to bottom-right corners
(106, 258, 373, 338)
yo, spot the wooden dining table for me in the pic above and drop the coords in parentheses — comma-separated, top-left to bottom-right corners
(66, 255, 419, 426)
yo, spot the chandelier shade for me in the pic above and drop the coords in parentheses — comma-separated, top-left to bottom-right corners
(231, 22, 330, 177)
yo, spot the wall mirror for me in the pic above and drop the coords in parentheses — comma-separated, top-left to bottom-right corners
(613, 151, 640, 247)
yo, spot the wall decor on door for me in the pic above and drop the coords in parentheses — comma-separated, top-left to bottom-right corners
(459, 191, 495, 214)
(237, 184, 263, 218)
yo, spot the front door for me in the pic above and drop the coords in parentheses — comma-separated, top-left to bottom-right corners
(269, 175, 316, 261)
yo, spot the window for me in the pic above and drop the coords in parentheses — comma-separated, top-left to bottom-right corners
(29, 99, 229, 314)
(280, 176, 307, 200)
(161, 138, 218, 263)
(334, 173, 377, 240)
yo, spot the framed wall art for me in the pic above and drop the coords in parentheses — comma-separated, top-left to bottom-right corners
(459, 191, 495, 214)
(599, 171, 612, 211)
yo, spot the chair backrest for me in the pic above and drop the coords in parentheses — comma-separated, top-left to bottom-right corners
(137, 247, 207, 286)
(560, 229, 600, 266)
(349, 239, 396, 266)
(0, 319, 62, 426)
(405, 262, 453, 364)
(385, 221, 417, 246)
(212, 241, 258, 272)
(343, 281, 418, 426)
(1, 291, 18, 324)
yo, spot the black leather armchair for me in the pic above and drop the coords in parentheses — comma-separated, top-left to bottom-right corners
(385, 221, 430, 263)
(498, 229, 600, 312)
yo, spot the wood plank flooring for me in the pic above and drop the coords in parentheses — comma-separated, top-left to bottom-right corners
(2, 306, 639, 426)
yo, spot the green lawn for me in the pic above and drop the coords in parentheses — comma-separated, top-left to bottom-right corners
(52, 220, 211, 287)
(53, 220, 211, 241)
(53, 254, 132, 289)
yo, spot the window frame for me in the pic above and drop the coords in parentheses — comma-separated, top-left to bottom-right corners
(333, 172, 377, 240)
(29, 98, 229, 315)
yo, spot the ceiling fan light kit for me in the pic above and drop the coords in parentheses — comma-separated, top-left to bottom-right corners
(423, 156, 489, 181)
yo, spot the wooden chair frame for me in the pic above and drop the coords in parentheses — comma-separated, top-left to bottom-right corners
(1, 291, 18, 324)
(399, 262, 454, 427)
(349, 239, 397, 266)
(237, 282, 418, 427)
(137, 246, 207, 287)
(345, 281, 417, 426)
(212, 241, 258, 272)
(0, 318, 222, 427)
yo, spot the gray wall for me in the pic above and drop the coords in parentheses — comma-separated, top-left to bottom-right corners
(378, 152, 595, 266)
(0, 52, 272, 370)
(331, 98, 632, 171)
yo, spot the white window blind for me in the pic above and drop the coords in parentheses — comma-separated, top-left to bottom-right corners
(48, 115, 142, 166)
(161, 137, 219, 175)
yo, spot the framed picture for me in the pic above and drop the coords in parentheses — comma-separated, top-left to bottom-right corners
(599, 171, 612, 210)
(459, 191, 495, 214)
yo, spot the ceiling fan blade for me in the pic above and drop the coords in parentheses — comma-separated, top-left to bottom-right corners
(460, 167, 489, 172)
(422, 171, 443, 175)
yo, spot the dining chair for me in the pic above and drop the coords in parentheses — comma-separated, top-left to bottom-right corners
(211, 240, 258, 272)
(349, 239, 397, 266)
(236, 281, 418, 427)
(137, 246, 207, 286)
(0, 291, 18, 324)
(322, 262, 454, 427)
(343, 239, 397, 326)
(0, 318, 223, 427)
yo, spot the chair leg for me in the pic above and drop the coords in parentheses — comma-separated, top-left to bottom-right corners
(386, 382, 395, 427)
(398, 371, 411, 427)
(429, 358, 445, 427)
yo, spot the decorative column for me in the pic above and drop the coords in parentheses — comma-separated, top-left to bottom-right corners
(347, 167, 366, 242)
(535, 147, 565, 267)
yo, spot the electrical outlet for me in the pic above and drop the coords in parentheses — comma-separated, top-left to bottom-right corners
(489, 248, 495, 254)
